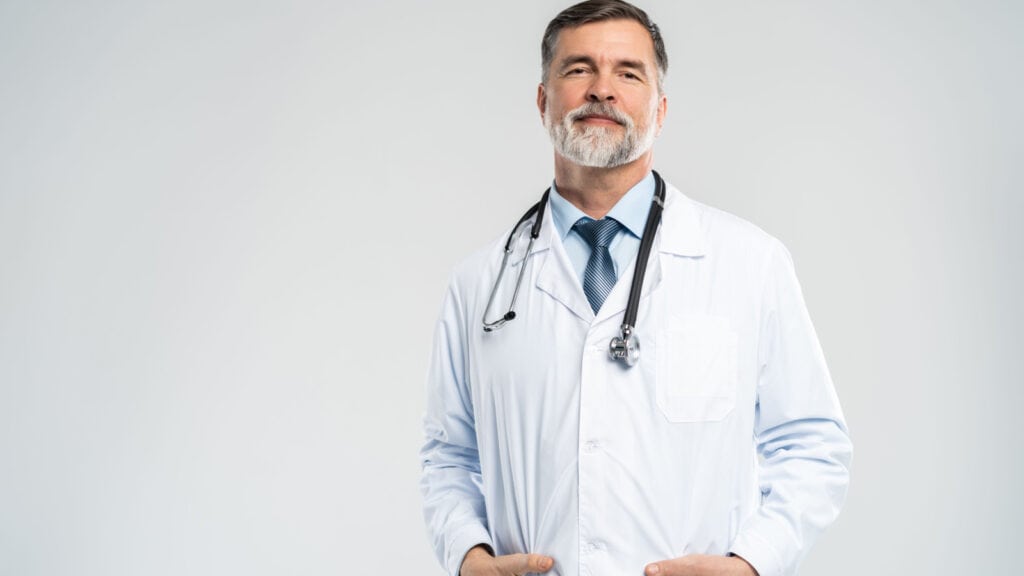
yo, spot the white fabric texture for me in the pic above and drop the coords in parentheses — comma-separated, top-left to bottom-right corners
(420, 182, 852, 576)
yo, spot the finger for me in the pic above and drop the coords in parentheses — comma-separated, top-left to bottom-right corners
(645, 557, 692, 576)
(497, 553, 555, 574)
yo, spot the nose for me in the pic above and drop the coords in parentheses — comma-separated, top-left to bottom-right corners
(586, 74, 616, 102)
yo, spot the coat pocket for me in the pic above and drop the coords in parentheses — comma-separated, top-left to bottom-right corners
(655, 315, 738, 422)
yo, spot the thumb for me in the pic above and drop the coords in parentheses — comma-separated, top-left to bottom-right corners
(498, 553, 555, 574)
(645, 559, 685, 576)
(646, 555, 701, 576)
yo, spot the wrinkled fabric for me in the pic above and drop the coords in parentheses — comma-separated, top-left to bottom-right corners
(421, 183, 851, 576)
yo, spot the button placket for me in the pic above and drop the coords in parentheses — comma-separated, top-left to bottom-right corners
(578, 333, 611, 575)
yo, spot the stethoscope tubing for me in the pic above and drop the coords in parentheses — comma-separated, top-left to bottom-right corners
(482, 172, 665, 368)
(482, 191, 550, 332)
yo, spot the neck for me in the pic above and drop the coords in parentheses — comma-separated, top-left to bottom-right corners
(553, 152, 654, 220)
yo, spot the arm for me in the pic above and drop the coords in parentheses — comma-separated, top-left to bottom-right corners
(420, 279, 493, 576)
(727, 239, 853, 576)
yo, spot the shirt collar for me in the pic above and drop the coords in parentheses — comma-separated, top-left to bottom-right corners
(548, 171, 656, 239)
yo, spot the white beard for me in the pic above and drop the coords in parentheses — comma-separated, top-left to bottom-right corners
(544, 100, 658, 168)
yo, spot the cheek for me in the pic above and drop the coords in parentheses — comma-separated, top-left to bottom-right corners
(645, 97, 662, 125)
(545, 102, 571, 124)
(548, 87, 586, 111)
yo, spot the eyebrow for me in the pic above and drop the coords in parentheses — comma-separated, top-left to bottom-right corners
(557, 54, 649, 75)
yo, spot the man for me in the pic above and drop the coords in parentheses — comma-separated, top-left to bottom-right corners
(420, 2, 852, 575)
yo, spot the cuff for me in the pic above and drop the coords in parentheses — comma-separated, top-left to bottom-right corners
(446, 524, 494, 576)
(729, 530, 784, 576)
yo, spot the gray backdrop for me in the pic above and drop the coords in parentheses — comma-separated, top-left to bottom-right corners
(2, 0, 1021, 574)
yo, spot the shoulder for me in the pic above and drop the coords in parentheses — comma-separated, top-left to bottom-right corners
(441, 227, 514, 309)
(665, 183, 785, 255)
(683, 191, 774, 244)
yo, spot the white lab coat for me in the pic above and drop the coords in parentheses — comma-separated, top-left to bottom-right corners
(421, 182, 852, 576)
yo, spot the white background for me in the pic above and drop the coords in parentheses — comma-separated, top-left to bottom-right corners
(2, 1, 1022, 574)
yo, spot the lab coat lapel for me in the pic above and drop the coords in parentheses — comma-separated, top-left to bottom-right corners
(529, 201, 596, 324)
(592, 236, 662, 325)
(593, 185, 705, 325)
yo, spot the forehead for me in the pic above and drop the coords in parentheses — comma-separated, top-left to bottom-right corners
(551, 19, 656, 66)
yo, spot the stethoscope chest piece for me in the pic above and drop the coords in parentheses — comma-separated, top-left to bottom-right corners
(609, 325, 640, 367)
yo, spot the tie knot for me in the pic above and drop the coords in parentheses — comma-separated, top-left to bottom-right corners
(574, 217, 622, 248)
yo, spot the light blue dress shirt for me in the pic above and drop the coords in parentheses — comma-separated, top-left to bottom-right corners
(548, 171, 656, 285)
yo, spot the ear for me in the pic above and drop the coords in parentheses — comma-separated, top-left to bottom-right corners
(655, 93, 667, 135)
(537, 83, 547, 123)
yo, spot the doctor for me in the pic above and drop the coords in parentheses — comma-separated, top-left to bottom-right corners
(420, 1, 852, 575)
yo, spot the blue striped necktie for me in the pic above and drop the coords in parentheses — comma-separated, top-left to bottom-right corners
(573, 217, 623, 314)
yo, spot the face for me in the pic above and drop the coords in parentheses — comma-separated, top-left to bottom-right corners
(538, 19, 667, 169)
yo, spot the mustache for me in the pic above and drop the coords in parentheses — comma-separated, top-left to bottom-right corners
(566, 103, 633, 127)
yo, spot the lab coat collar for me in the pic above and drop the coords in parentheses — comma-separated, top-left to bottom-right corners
(536, 234, 596, 323)
(590, 184, 706, 324)
(518, 180, 707, 324)
(511, 180, 705, 264)
(509, 199, 554, 267)
(527, 201, 595, 322)
(657, 184, 706, 258)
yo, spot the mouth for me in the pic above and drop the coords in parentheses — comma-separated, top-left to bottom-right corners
(576, 114, 623, 126)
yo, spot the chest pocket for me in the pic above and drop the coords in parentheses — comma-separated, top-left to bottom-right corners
(655, 315, 738, 422)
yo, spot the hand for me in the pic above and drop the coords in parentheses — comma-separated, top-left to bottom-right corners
(644, 554, 758, 576)
(459, 545, 555, 576)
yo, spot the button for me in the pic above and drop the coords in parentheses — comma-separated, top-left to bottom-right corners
(583, 440, 600, 453)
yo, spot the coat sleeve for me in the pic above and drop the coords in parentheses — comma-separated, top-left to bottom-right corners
(728, 239, 853, 576)
(420, 277, 493, 576)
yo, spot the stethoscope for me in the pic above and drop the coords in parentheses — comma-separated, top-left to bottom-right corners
(482, 171, 666, 368)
